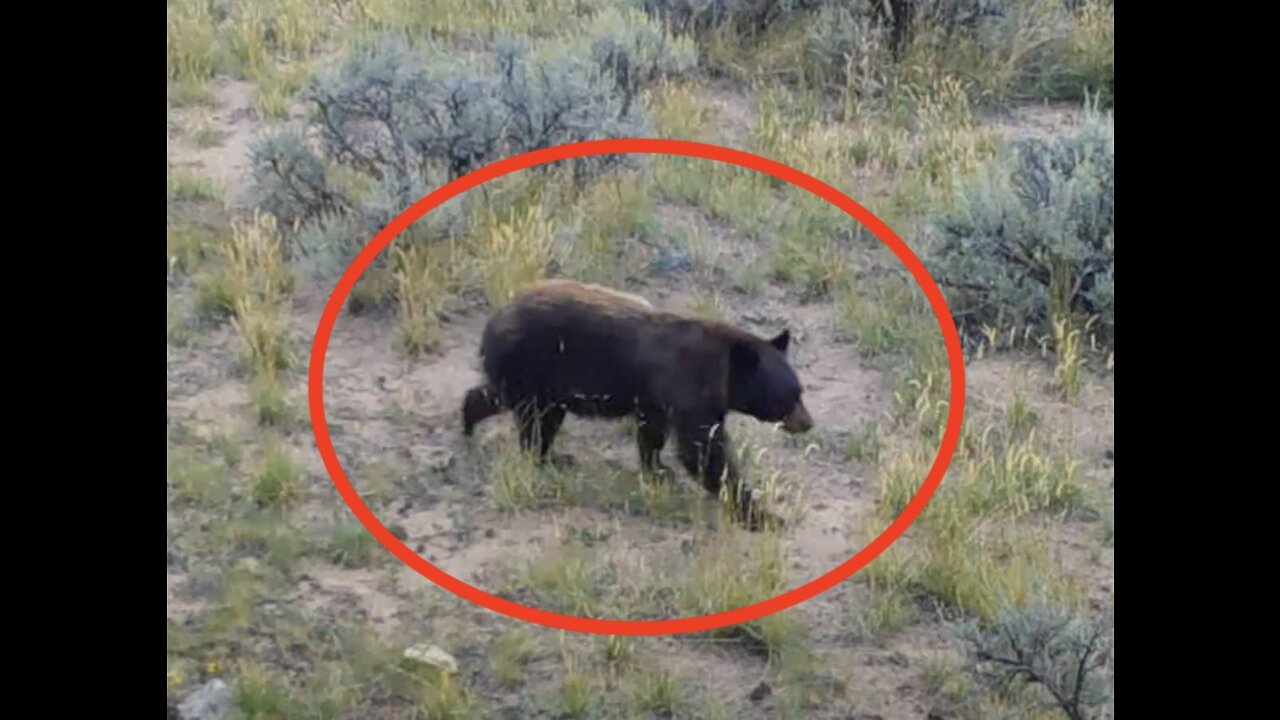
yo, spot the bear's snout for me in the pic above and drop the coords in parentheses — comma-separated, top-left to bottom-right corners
(781, 402, 813, 434)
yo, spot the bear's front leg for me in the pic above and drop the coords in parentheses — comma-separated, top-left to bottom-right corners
(635, 408, 675, 482)
(676, 417, 764, 530)
(462, 384, 504, 436)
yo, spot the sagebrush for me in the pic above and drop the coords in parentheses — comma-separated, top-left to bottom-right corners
(249, 33, 657, 280)
(951, 600, 1113, 720)
(927, 109, 1114, 350)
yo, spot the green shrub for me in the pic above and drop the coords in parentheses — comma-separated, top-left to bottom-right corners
(248, 34, 651, 280)
(577, 6, 698, 117)
(631, 0, 826, 38)
(248, 130, 349, 235)
(927, 109, 1113, 349)
(802, 2, 889, 97)
(1045, 0, 1114, 106)
(951, 600, 1112, 720)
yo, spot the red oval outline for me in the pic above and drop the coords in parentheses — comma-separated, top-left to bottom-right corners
(308, 138, 966, 636)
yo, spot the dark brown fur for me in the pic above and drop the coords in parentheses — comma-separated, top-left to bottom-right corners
(462, 280, 813, 529)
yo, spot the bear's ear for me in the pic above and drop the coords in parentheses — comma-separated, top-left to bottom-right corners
(730, 340, 761, 374)
(770, 329, 791, 354)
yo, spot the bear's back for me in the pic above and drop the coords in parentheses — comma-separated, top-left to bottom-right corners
(489, 279, 755, 355)
(483, 279, 658, 355)
(522, 279, 654, 313)
(479, 280, 677, 415)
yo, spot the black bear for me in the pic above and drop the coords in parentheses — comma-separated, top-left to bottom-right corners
(462, 279, 813, 529)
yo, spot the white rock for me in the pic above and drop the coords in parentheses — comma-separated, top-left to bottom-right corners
(177, 678, 231, 720)
(403, 643, 458, 674)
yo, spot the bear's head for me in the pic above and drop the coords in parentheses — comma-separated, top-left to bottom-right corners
(728, 329, 813, 434)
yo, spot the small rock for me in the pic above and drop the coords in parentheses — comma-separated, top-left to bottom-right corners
(1073, 506, 1102, 523)
(404, 644, 458, 674)
(650, 248, 692, 275)
(413, 446, 455, 472)
(484, 528, 497, 539)
(177, 678, 232, 720)
(749, 681, 772, 702)
(389, 524, 409, 541)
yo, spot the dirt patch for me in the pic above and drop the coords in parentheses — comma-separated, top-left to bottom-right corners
(966, 354, 1115, 470)
(167, 79, 284, 208)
